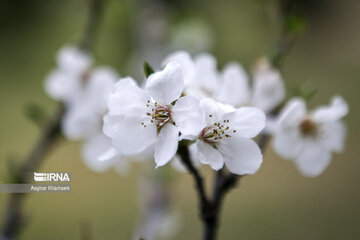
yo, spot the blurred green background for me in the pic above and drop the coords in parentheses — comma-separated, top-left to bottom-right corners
(0, 0, 359, 239)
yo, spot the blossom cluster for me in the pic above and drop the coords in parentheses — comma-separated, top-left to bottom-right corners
(45, 47, 348, 177)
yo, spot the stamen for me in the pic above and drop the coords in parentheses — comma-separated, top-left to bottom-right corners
(141, 98, 172, 130)
(199, 117, 237, 144)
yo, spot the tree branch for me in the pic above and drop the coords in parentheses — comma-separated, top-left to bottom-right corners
(178, 142, 210, 217)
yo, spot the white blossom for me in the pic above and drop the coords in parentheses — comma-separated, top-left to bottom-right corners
(43, 46, 138, 173)
(162, 51, 219, 98)
(191, 98, 265, 175)
(163, 52, 285, 114)
(103, 61, 206, 167)
(61, 67, 117, 140)
(273, 96, 348, 177)
(45, 45, 93, 102)
(251, 59, 285, 113)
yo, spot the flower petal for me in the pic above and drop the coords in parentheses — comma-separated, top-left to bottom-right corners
(252, 61, 285, 113)
(188, 53, 219, 98)
(108, 77, 148, 116)
(146, 61, 184, 105)
(273, 129, 304, 159)
(278, 98, 306, 128)
(222, 107, 265, 138)
(294, 141, 332, 177)
(172, 96, 206, 140)
(154, 124, 179, 167)
(44, 70, 81, 102)
(217, 63, 251, 107)
(87, 67, 117, 114)
(82, 134, 122, 172)
(217, 137, 263, 175)
(104, 115, 157, 155)
(311, 96, 348, 123)
(199, 98, 223, 125)
(195, 140, 224, 170)
(320, 121, 346, 153)
(57, 45, 92, 74)
(61, 102, 100, 140)
(162, 51, 195, 87)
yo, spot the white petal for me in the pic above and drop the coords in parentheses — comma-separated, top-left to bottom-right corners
(311, 96, 349, 123)
(172, 96, 206, 140)
(146, 61, 184, 105)
(320, 121, 346, 153)
(128, 145, 154, 162)
(199, 98, 223, 125)
(104, 115, 157, 155)
(57, 45, 92, 74)
(103, 114, 122, 138)
(108, 77, 148, 116)
(278, 98, 306, 129)
(154, 124, 179, 167)
(252, 62, 285, 113)
(217, 63, 251, 107)
(162, 51, 195, 87)
(44, 70, 81, 102)
(217, 137, 263, 175)
(222, 107, 265, 138)
(273, 129, 304, 159)
(61, 103, 100, 140)
(98, 147, 119, 162)
(86, 67, 117, 114)
(82, 134, 122, 172)
(263, 116, 278, 135)
(190, 53, 219, 97)
(295, 141, 332, 177)
(195, 140, 224, 170)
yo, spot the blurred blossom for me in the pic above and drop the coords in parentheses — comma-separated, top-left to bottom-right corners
(273, 96, 348, 177)
(45, 46, 93, 102)
(251, 58, 285, 113)
(133, 177, 180, 240)
(44, 45, 146, 174)
(169, 18, 214, 53)
(163, 51, 285, 114)
(61, 67, 117, 140)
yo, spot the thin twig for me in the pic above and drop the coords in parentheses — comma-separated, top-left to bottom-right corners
(178, 142, 210, 216)
(0, 0, 105, 239)
(1, 106, 64, 239)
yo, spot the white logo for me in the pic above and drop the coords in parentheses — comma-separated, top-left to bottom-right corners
(34, 172, 70, 182)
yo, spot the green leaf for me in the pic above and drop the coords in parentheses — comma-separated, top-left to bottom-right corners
(292, 82, 318, 102)
(143, 61, 155, 78)
(285, 13, 306, 34)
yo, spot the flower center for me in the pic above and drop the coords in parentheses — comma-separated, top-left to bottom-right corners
(141, 99, 172, 129)
(200, 115, 236, 144)
(299, 118, 317, 137)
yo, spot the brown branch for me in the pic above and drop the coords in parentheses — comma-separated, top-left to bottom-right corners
(0, 0, 105, 239)
(178, 142, 210, 217)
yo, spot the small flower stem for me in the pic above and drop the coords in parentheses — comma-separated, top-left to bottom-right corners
(0, 0, 105, 238)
